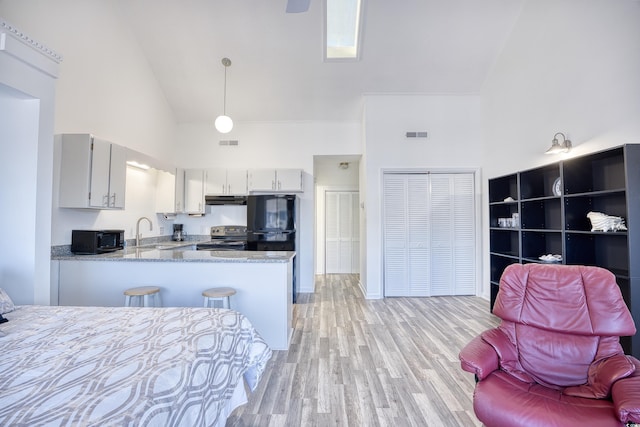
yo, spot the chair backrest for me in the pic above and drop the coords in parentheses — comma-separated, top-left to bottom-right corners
(492, 264, 636, 387)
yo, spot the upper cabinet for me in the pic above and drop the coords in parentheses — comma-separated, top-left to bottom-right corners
(156, 170, 176, 213)
(174, 168, 185, 213)
(155, 169, 176, 214)
(205, 168, 247, 195)
(248, 169, 303, 193)
(184, 169, 205, 214)
(155, 168, 185, 214)
(58, 134, 126, 209)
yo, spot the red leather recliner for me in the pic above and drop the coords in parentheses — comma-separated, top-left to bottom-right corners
(459, 264, 640, 427)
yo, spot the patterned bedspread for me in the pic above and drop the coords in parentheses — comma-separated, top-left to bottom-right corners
(0, 305, 272, 426)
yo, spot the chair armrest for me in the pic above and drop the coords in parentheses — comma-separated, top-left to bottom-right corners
(459, 334, 499, 380)
(565, 354, 636, 399)
(612, 357, 640, 424)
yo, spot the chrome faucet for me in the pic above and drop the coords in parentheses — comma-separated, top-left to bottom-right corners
(136, 216, 153, 247)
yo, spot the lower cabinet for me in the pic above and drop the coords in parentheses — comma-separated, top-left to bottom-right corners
(54, 259, 294, 350)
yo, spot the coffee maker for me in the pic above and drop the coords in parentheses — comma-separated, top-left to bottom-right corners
(172, 224, 185, 241)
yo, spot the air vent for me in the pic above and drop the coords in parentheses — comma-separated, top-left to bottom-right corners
(406, 132, 428, 139)
(219, 140, 239, 146)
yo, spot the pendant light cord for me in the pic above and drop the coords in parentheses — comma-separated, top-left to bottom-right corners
(223, 64, 227, 115)
(220, 57, 231, 116)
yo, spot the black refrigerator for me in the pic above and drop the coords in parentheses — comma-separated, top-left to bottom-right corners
(246, 194, 298, 302)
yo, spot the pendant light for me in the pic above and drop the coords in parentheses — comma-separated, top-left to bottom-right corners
(214, 57, 233, 134)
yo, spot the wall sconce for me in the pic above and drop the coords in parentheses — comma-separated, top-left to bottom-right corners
(545, 132, 572, 154)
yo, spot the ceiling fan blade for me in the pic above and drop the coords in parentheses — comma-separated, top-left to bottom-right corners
(286, 0, 310, 13)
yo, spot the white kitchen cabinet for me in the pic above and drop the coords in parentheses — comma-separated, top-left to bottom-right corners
(204, 168, 247, 195)
(54, 258, 293, 350)
(58, 133, 127, 209)
(155, 168, 185, 214)
(108, 145, 127, 208)
(184, 168, 205, 213)
(155, 169, 176, 213)
(174, 167, 185, 213)
(247, 168, 303, 193)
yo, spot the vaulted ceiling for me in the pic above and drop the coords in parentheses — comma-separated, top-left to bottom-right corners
(113, 0, 524, 123)
(0, 0, 524, 124)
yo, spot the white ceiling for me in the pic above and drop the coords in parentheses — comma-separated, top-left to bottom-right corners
(115, 0, 525, 123)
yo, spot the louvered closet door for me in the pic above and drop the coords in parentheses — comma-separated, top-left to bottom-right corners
(407, 176, 431, 295)
(429, 174, 476, 296)
(351, 193, 360, 273)
(383, 174, 430, 296)
(383, 172, 475, 297)
(325, 191, 360, 274)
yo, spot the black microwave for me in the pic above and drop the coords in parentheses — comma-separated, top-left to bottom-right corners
(71, 230, 124, 254)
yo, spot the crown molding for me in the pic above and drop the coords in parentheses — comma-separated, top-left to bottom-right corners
(1, 19, 62, 62)
(1, 19, 61, 78)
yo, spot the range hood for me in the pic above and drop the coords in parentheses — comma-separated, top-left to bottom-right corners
(205, 195, 247, 205)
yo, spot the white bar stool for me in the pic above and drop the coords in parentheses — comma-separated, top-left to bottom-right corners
(202, 287, 236, 309)
(124, 286, 161, 307)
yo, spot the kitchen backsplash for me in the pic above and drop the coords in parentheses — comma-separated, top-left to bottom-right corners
(158, 205, 247, 237)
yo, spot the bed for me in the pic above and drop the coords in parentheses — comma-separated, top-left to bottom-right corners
(0, 300, 272, 427)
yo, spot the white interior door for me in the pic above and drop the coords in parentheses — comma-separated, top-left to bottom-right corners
(382, 175, 408, 295)
(350, 193, 360, 273)
(325, 191, 360, 274)
(429, 174, 475, 295)
(383, 174, 431, 296)
(383, 172, 475, 297)
(407, 175, 431, 295)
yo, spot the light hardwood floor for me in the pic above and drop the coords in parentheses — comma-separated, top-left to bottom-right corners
(228, 274, 499, 426)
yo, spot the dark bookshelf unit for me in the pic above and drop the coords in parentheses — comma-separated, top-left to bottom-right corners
(488, 145, 640, 357)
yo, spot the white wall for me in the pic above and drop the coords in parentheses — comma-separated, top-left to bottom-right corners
(0, 0, 177, 161)
(480, 0, 640, 298)
(0, 90, 40, 304)
(0, 22, 59, 304)
(1, 2, 181, 251)
(175, 121, 362, 294)
(314, 158, 360, 187)
(361, 94, 483, 299)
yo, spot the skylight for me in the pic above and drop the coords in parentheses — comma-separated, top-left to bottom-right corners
(325, 0, 363, 60)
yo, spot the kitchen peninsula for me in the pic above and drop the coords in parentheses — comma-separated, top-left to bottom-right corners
(51, 247, 294, 350)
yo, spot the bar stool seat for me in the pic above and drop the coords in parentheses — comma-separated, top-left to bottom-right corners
(202, 287, 236, 309)
(124, 286, 161, 307)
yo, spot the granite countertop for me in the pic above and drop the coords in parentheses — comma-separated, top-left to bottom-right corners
(52, 246, 295, 263)
(51, 237, 295, 263)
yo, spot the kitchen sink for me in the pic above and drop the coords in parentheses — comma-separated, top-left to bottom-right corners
(134, 242, 196, 250)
